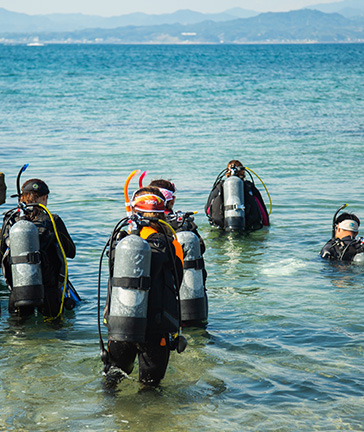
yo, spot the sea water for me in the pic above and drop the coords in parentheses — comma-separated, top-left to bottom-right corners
(0, 43, 364, 431)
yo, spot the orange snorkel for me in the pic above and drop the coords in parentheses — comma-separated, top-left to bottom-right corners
(139, 170, 149, 188)
(124, 169, 140, 216)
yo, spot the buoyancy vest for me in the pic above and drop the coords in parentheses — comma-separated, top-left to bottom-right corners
(139, 226, 182, 335)
(244, 182, 264, 231)
(320, 236, 364, 261)
(205, 179, 266, 231)
(205, 181, 225, 228)
(140, 226, 184, 266)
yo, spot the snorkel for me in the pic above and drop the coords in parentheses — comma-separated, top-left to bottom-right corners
(124, 169, 140, 216)
(10, 163, 29, 200)
(16, 164, 29, 198)
(123, 169, 179, 239)
(332, 203, 348, 238)
(139, 170, 149, 188)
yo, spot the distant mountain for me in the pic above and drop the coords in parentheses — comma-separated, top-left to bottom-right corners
(306, 0, 364, 18)
(0, 8, 55, 32)
(0, 7, 258, 34)
(1, 2, 364, 37)
(2, 9, 363, 44)
(223, 8, 259, 19)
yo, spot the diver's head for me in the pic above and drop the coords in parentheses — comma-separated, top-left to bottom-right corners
(226, 160, 245, 179)
(20, 179, 49, 205)
(335, 213, 360, 239)
(132, 186, 166, 221)
(149, 179, 176, 211)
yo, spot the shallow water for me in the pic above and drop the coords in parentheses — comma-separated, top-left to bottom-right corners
(1, 43, 364, 431)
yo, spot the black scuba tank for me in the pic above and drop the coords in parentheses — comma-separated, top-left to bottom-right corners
(223, 176, 245, 231)
(107, 234, 152, 342)
(9, 219, 44, 308)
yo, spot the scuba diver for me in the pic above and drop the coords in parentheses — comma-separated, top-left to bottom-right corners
(205, 159, 271, 232)
(99, 176, 186, 387)
(0, 171, 6, 205)
(320, 205, 364, 262)
(148, 179, 208, 327)
(0, 165, 78, 319)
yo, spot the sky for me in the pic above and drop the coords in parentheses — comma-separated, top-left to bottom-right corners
(0, 0, 339, 16)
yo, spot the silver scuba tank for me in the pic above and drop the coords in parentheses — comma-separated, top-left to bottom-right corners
(108, 234, 152, 342)
(176, 231, 207, 322)
(223, 175, 245, 231)
(353, 253, 364, 264)
(9, 219, 44, 308)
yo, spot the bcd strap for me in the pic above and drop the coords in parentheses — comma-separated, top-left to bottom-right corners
(112, 276, 151, 290)
(225, 204, 245, 211)
(184, 257, 204, 270)
(11, 251, 41, 265)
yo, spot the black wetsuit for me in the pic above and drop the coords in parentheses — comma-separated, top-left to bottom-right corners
(1, 211, 76, 316)
(320, 235, 364, 262)
(105, 227, 183, 386)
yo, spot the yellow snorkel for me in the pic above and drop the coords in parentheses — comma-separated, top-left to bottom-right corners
(124, 169, 140, 216)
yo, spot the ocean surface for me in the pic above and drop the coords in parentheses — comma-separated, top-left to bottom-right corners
(0, 43, 364, 431)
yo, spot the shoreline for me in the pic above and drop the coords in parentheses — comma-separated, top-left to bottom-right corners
(1, 40, 364, 46)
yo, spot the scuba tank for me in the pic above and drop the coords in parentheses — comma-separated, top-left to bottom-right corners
(9, 219, 44, 308)
(353, 253, 364, 263)
(223, 175, 245, 231)
(107, 234, 152, 343)
(176, 231, 207, 322)
(353, 237, 364, 263)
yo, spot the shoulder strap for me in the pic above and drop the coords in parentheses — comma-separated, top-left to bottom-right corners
(173, 239, 184, 268)
(139, 226, 158, 240)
